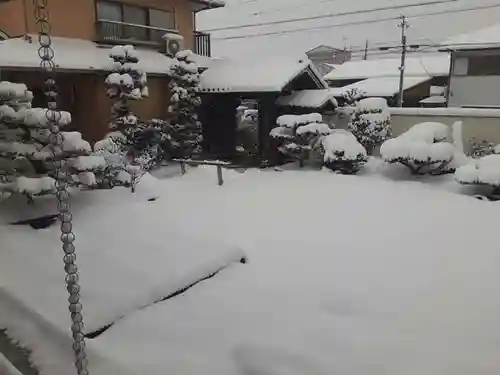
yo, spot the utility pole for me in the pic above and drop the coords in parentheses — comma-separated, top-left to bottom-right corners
(363, 40, 369, 60)
(397, 15, 409, 107)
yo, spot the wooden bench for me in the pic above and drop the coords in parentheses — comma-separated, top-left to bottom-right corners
(172, 159, 237, 186)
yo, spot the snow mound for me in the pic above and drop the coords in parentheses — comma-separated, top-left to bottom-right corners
(277, 113, 322, 128)
(455, 154, 500, 186)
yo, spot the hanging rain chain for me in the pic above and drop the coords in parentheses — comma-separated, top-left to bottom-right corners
(32, 1, 89, 374)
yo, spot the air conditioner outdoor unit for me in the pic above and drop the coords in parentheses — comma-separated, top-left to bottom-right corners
(162, 33, 184, 57)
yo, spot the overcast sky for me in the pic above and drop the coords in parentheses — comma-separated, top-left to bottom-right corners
(197, 0, 500, 59)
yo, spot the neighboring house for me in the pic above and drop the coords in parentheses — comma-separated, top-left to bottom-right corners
(442, 23, 500, 108)
(306, 45, 351, 76)
(323, 55, 450, 107)
(0, 0, 224, 142)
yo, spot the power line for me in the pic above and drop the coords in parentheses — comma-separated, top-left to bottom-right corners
(202, 0, 460, 32)
(212, 2, 500, 41)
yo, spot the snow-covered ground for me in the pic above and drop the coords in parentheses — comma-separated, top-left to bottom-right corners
(2, 164, 500, 375)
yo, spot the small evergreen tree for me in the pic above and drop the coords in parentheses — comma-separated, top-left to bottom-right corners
(0, 81, 104, 201)
(349, 97, 391, 155)
(270, 113, 333, 167)
(167, 50, 203, 159)
(322, 130, 367, 174)
(97, 45, 164, 190)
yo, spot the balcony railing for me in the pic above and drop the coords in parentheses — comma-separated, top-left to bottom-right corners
(96, 20, 177, 47)
(195, 31, 211, 57)
(96, 20, 212, 57)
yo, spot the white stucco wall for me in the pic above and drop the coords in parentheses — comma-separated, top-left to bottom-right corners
(448, 76, 500, 108)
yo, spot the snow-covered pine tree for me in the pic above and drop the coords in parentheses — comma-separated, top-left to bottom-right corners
(270, 113, 333, 167)
(167, 50, 203, 159)
(348, 97, 391, 155)
(97, 45, 164, 189)
(0, 81, 105, 201)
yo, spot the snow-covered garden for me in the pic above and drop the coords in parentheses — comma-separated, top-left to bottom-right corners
(1, 162, 500, 375)
(2, 42, 500, 375)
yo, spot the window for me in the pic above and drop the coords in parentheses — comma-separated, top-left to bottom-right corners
(96, 1, 176, 42)
(467, 55, 500, 76)
(96, 1, 121, 22)
(149, 9, 175, 41)
(453, 57, 468, 76)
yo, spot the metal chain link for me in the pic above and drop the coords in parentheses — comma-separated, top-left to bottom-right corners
(32, 1, 89, 374)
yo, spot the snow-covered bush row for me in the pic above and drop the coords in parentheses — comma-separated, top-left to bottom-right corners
(271, 113, 333, 167)
(348, 97, 391, 155)
(0, 81, 104, 200)
(322, 130, 367, 174)
(167, 49, 203, 159)
(381, 122, 455, 175)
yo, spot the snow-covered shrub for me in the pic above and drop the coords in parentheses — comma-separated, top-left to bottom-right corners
(469, 138, 498, 158)
(455, 154, 500, 194)
(380, 121, 455, 175)
(322, 130, 367, 174)
(0, 81, 104, 200)
(167, 50, 203, 159)
(348, 97, 391, 155)
(270, 113, 333, 167)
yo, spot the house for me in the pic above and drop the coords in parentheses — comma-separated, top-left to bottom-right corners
(441, 23, 500, 108)
(0, 0, 224, 142)
(306, 45, 351, 76)
(323, 55, 450, 106)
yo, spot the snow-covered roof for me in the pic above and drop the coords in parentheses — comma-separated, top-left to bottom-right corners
(441, 23, 500, 51)
(323, 55, 450, 81)
(419, 96, 447, 104)
(330, 76, 431, 98)
(200, 56, 326, 93)
(0, 36, 174, 75)
(306, 45, 343, 54)
(192, 0, 225, 9)
(276, 89, 337, 108)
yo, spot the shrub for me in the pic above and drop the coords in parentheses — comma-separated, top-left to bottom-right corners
(322, 130, 367, 174)
(348, 97, 391, 155)
(455, 154, 500, 194)
(270, 113, 333, 167)
(380, 122, 455, 175)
